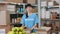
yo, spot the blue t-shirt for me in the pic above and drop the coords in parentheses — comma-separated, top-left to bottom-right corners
(20, 13, 39, 28)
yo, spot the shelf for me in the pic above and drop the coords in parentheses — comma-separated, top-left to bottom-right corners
(0, 1, 8, 3)
(17, 12, 38, 14)
(8, 2, 24, 5)
(41, 6, 59, 9)
(33, 13, 38, 14)
(32, 5, 38, 7)
(41, 19, 60, 21)
(8, 2, 38, 6)
(10, 12, 38, 14)
(52, 6, 59, 7)
(10, 13, 24, 14)
(17, 13, 25, 14)
(0, 2, 8, 5)
(48, 6, 59, 9)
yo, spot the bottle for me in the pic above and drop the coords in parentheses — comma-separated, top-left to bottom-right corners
(41, 7, 46, 19)
(51, 12, 57, 19)
(12, 18, 15, 23)
(14, 18, 17, 23)
(21, 8, 23, 12)
(46, 11, 50, 19)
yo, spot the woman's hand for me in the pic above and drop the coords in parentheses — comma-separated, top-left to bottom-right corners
(31, 24, 38, 29)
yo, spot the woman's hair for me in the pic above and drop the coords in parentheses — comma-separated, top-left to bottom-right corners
(25, 4, 33, 8)
(25, 4, 33, 18)
(25, 12, 28, 18)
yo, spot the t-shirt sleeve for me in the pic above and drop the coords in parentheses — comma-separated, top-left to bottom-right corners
(34, 14, 39, 24)
(20, 14, 25, 25)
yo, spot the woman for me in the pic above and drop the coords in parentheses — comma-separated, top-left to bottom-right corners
(20, 4, 39, 29)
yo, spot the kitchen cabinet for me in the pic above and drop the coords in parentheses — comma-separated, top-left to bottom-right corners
(0, 11, 10, 25)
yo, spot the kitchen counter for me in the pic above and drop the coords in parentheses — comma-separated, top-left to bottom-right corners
(24, 27, 51, 34)
(9, 23, 51, 34)
(35, 27, 51, 34)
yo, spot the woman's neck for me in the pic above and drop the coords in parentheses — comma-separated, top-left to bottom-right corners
(28, 12, 32, 16)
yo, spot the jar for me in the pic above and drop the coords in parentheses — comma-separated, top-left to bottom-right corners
(51, 12, 57, 19)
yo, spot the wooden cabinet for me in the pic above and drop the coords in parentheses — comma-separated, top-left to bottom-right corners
(0, 11, 10, 25)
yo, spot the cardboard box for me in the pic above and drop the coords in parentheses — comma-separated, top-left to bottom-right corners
(48, 2, 53, 6)
(7, 5, 16, 14)
(6, 0, 23, 3)
(53, 1, 59, 6)
(0, 11, 10, 25)
(0, 25, 10, 34)
(27, 0, 36, 5)
(55, 22, 59, 27)
(0, 29, 5, 34)
(41, 1, 47, 7)
(7, 5, 16, 11)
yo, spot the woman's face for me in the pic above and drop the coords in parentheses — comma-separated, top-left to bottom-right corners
(26, 6, 33, 12)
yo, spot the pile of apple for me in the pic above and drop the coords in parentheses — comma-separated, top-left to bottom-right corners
(8, 27, 26, 34)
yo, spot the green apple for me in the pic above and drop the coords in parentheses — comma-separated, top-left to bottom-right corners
(22, 31, 26, 34)
(19, 27, 23, 30)
(19, 27, 23, 32)
(19, 32, 22, 34)
(8, 31, 14, 34)
(15, 27, 19, 31)
(31, 33, 35, 34)
(12, 27, 16, 31)
(12, 27, 19, 31)
(15, 32, 18, 34)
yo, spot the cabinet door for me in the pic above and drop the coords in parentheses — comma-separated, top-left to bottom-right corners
(0, 11, 10, 25)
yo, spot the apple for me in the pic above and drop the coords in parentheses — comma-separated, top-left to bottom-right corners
(19, 32, 22, 34)
(31, 33, 35, 34)
(15, 27, 19, 31)
(22, 31, 26, 34)
(12, 27, 19, 31)
(12, 27, 16, 31)
(8, 31, 14, 34)
(19, 27, 23, 30)
(19, 27, 23, 32)
(11, 27, 26, 34)
(15, 32, 18, 34)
